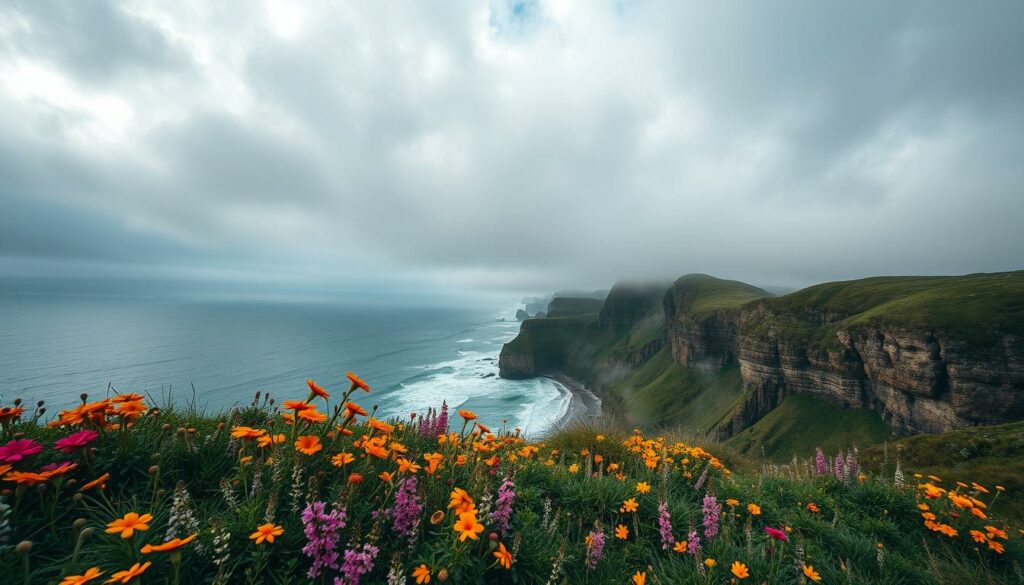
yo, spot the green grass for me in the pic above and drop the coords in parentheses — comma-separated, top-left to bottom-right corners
(861, 420, 1024, 523)
(545, 297, 605, 318)
(727, 394, 894, 461)
(668, 274, 772, 314)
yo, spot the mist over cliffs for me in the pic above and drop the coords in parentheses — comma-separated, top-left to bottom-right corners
(499, 272, 1024, 451)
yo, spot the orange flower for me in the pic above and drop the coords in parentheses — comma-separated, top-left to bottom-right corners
(58, 567, 103, 585)
(458, 409, 477, 421)
(620, 498, 639, 513)
(806, 502, 820, 513)
(344, 402, 368, 417)
(396, 458, 421, 473)
(0, 406, 24, 424)
(230, 426, 267, 440)
(282, 400, 314, 412)
(424, 452, 444, 474)
(970, 529, 988, 543)
(731, 561, 749, 579)
(348, 472, 364, 485)
(80, 473, 111, 491)
(306, 379, 330, 400)
(346, 371, 371, 392)
(114, 400, 147, 419)
(493, 542, 512, 569)
(453, 511, 485, 541)
(295, 435, 323, 455)
(636, 482, 651, 494)
(249, 523, 284, 544)
(673, 541, 687, 553)
(379, 471, 393, 482)
(631, 572, 646, 585)
(449, 487, 476, 514)
(332, 452, 355, 467)
(257, 433, 286, 448)
(988, 539, 1005, 554)
(4, 471, 51, 486)
(111, 392, 145, 404)
(106, 512, 153, 539)
(986, 525, 1008, 540)
(363, 436, 390, 459)
(615, 524, 629, 539)
(412, 564, 431, 584)
(367, 418, 395, 434)
(141, 533, 197, 554)
(746, 503, 761, 516)
(298, 408, 327, 424)
(105, 562, 150, 584)
(802, 565, 822, 582)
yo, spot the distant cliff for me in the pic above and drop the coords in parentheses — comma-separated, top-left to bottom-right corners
(500, 271, 1024, 439)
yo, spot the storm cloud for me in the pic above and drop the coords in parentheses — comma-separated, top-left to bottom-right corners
(1, 1, 1022, 294)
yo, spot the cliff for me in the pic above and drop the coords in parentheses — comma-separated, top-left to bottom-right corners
(500, 271, 1024, 443)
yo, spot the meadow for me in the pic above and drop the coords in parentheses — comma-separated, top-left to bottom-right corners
(0, 373, 1020, 584)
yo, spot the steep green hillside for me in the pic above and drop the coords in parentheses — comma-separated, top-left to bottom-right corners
(668, 273, 771, 314)
(546, 297, 604, 318)
(727, 394, 894, 460)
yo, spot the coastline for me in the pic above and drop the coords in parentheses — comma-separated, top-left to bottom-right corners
(548, 373, 603, 429)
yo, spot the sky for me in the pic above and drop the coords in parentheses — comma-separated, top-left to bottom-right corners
(1, 1, 1022, 297)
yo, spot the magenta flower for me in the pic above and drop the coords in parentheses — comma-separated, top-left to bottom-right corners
(0, 438, 43, 463)
(764, 526, 789, 543)
(54, 429, 99, 454)
(657, 501, 673, 550)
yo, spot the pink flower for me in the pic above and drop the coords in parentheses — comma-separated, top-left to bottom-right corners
(0, 438, 43, 463)
(55, 430, 99, 454)
(764, 526, 789, 543)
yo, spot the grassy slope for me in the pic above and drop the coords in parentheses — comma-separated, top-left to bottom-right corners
(862, 420, 1024, 522)
(727, 394, 894, 461)
(669, 273, 772, 313)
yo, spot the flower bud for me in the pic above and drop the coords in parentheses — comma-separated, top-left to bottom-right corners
(73, 518, 87, 531)
(149, 465, 159, 475)
(15, 541, 32, 554)
(437, 569, 448, 582)
(72, 493, 84, 503)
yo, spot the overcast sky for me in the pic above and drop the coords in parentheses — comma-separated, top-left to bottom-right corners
(1, 1, 1022, 296)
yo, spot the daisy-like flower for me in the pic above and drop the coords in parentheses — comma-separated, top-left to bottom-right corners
(249, 523, 284, 544)
(493, 542, 512, 569)
(80, 472, 110, 491)
(295, 435, 323, 455)
(230, 426, 266, 440)
(423, 452, 444, 474)
(58, 567, 103, 585)
(632, 572, 646, 585)
(802, 565, 822, 582)
(615, 524, 629, 539)
(746, 503, 761, 516)
(105, 562, 150, 584)
(257, 433, 286, 448)
(458, 409, 477, 421)
(346, 371, 371, 392)
(453, 511, 484, 541)
(282, 400, 314, 412)
(141, 533, 197, 553)
(412, 564, 431, 584)
(448, 487, 475, 514)
(344, 402, 368, 417)
(306, 379, 330, 400)
(0, 438, 43, 463)
(620, 498, 639, 513)
(54, 430, 99, 454)
(331, 452, 355, 467)
(636, 482, 651, 494)
(297, 408, 327, 424)
(106, 512, 153, 539)
(731, 561, 749, 579)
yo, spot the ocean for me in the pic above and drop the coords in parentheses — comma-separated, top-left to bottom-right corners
(0, 281, 570, 436)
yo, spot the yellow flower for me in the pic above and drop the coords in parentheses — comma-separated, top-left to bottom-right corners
(746, 503, 761, 516)
(58, 567, 103, 585)
(331, 452, 355, 467)
(636, 482, 651, 494)
(730, 561, 749, 579)
(726, 498, 739, 507)
(106, 512, 152, 539)
(803, 565, 822, 582)
(249, 523, 284, 544)
(621, 498, 639, 513)
(704, 558, 716, 568)
(412, 564, 431, 584)
(568, 463, 580, 473)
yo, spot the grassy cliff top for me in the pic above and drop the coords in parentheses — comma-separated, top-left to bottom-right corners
(546, 297, 605, 318)
(762, 271, 1024, 346)
(669, 274, 772, 314)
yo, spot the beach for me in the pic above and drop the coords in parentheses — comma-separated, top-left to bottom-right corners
(550, 373, 603, 429)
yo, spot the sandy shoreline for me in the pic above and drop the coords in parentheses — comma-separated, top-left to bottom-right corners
(548, 373, 603, 429)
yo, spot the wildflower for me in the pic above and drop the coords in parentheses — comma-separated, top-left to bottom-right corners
(815, 447, 828, 475)
(621, 498, 639, 513)
(449, 487, 475, 514)
(345, 402, 368, 417)
(306, 379, 330, 400)
(230, 426, 266, 440)
(424, 452, 444, 474)
(54, 430, 99, 454)
(491, 476, 516, 535)
(453, 511, 485, 541)
(106, 512, 153, 539)
(391, 476, 423, 539)
(703, 494, 720, 540)
(412, 564, 431, 584)
(687, 529, 700, 554)
(396, 457, 421, 473)
(0, 406, 24, 424)
(301, 501, 347, 578)
(657, 501, 674, 549)
(346, 371, 371, 392)
(585, 530, 605, 569)
(249, 523, 284, 544)
(295, 435, 322, 455)
(693, 467, 708, 491)
(493, 542, 513, 569)
(806, 502, 820, 513)
(636, 481, 651, 494)
(368, 418, 395, 434)
(340, 543, 379, 585)
(141, 534, 197, 553)
(0, 439, 43, 463)
(58, 567, 104, 585)
(458, 409, 477, 421)
(730, 561, 749, 579)
(803, 565, 822, 582)
(363, 436, 390, 459)
(283, 400, 314, 412)
(726, 498, 739, 507)
(673, 541, 687, 553)
(105, 562, 151, 584)
(764, 526, 788, 543)
(632, 571, 646, 585)
(985, 526, 1008, 540)
(704, 558, 716, 568)
(970, 529, 988, 543)
(348, 472, 364, 485)
(332, 452, 355, 467)
(746, 503, 761, 516)
(568, 463, 579, 473)
(615, 524, 629, 539)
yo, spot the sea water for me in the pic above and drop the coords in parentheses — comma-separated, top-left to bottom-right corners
(0, 281, 571, 436)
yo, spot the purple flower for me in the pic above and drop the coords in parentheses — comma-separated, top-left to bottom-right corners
(0, 439, 43, 463)
(301, 501, 347, 579)
(845, 450, 858, 480)
(815, 447, 828, 475)
(657, 501, 673, 550)
(834, 450, 845, 481)
(702, 494, 719, 540)
(491, 476, 516, 536)
(687, 529, 700, 555)
(585, 530, 605, 570)
(335, 543, 379, 585)
(436, 400, 449, 435)
(391, 476, 423, 539)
